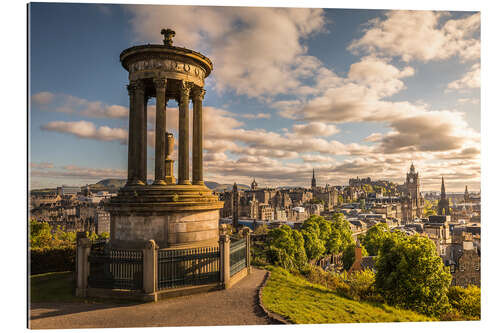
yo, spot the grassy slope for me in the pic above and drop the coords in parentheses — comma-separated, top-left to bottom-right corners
(262, 267, 433, 324)
(30, 271, 77, 303)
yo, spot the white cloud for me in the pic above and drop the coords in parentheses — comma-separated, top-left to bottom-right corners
(41, 121, 128, 144)
(241, 113, 271, 119)
(126, 5, 326, 98)
(457, 97, 480, 105)
(292, 122, 339, 137)
(32, 92, 55, 105)
(348, 11, 480, 62)
(32, 92, 129, 119)
(447, 63, 480, 91)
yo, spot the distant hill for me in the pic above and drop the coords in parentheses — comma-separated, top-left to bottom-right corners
(92, 179, 127, 188)
(203, 181, 250, 192)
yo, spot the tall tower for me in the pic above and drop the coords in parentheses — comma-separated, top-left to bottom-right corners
(251, 178, 258, 191)
(311, 169, 317, 191)
(232, 182, 239, 230)
(438, 176, 450, 215)
(406, 162, 420, 199)
(464, 185, 470, 203)
(402, 163, 423, 223)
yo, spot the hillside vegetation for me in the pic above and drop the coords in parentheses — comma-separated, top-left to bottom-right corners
(261, 266, 433, 324)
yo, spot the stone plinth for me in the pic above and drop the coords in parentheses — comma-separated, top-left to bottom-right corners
(106, 184, 223, 249)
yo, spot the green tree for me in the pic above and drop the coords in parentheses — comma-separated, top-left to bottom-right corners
(361, 223, 389, 256)
(301, 217, 326, 261)
(29, 219, 52, 248)
(375, 233, 452, 316)
(342, 243, 368, 271)
(267, 225, 307, 270)
(327, 212, 355, 255)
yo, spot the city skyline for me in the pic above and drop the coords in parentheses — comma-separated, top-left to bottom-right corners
(29, 4, 480, 191)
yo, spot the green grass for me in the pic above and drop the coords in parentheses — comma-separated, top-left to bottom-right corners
(261, 266, 434, 324)
(30, 271, 78, 303)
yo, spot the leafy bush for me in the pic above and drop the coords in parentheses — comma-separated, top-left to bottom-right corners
(447, 285, 480, 320)
(342, 270, 377, 301)
(302, 265, 349, 292)
(29, 218, 110, 275)
(30, 245, 76, 275)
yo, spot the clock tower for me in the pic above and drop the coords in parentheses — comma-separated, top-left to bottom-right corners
(401, 163, 423, 223)
(406, 163, 420, 199)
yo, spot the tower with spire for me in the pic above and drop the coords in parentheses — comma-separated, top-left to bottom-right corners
(464, 185, 470, 204)
(311, 169, 317, 191)
(251, 178, 258, 191)
(437, 176, 450, 215)
(401, 163, 423, 223)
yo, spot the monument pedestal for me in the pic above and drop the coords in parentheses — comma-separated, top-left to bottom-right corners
(106, 184, 224, 249)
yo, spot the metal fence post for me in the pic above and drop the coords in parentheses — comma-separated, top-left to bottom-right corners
(143, 239, 158, 300)
(242, 227, 251, 270)
(75, 237, 91, 297)
(219, 234, 230, 289)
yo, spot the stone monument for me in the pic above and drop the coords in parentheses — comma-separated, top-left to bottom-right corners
(106, 29, 223, 249)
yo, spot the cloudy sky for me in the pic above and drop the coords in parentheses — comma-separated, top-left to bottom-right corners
(29, 2, 480, 192)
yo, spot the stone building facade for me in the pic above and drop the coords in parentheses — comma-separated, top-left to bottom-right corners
(450, 241, 480, 287)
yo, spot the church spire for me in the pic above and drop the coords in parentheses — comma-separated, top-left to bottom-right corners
(440, 176, 446, 200)
(311, 169, 317, 190)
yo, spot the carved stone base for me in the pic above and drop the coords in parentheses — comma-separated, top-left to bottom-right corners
(105, 184, 223, 249)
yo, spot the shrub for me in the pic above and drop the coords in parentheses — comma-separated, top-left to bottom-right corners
(448, 285, 480, 320)
(30, 245, 76, 275)
(343, 269, 376, 301)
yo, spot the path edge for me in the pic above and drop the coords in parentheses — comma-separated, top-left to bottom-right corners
(257, 270, 291, 325)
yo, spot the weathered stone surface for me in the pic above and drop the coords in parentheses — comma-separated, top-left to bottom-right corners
(111, 207, 220, 249)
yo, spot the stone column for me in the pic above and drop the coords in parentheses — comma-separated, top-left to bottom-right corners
(192, 87, 205, 185)
(242, 227, 252, 271)
(75, 237, 91, 297)
(153, 78, 167, 185)
(126, 82, 140, 186)
(141, 91, 148, 184)
(219, 234, 231, 289)
(128, 80, 146, 185)
(177, 81, 192, 185)
(143, 239, 158, 301)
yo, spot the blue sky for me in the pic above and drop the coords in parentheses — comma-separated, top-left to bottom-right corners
(29, 3, 481, 191)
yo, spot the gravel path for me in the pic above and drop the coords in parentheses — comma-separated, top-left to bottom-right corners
(30, 268, 271, 329)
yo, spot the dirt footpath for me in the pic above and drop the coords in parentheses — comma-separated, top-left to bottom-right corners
(30, 268, 271, 329)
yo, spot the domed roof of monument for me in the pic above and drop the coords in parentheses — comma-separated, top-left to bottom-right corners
(119, 28, 213, 77)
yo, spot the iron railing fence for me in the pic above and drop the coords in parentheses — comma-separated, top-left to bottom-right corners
(88, 243, 143, 290)
(157, 246, 220, 290)
(230, 238, 247, 277)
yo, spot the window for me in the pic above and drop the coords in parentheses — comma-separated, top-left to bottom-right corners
(475, 263, 480, 271)
(459, 264, 465, 272)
